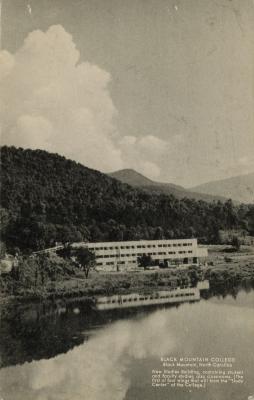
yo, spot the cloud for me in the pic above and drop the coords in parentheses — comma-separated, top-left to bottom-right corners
(237, 155, 254, 172)
(0, 24, 167, 178)
(10, 115, 53, 149)
(0, 308, 175, 400)
(0, 50, 14, 79)
(119, 134, 168, 179)
(0, 25, 123, 172)
(138, 135, 167, 155)
(138, 161, 161, 179)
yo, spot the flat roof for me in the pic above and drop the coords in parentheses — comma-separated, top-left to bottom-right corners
(74, 238, 198, 247)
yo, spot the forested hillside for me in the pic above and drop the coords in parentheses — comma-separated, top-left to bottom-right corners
(1, 146, 254, 253)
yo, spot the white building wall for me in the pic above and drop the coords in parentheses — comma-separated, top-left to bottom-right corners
(73, 239, 206, 271)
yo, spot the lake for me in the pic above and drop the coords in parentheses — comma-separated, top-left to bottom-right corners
(0, 287, 254, 400)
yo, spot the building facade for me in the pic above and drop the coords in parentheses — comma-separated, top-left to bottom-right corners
(73, 239, 208, 271)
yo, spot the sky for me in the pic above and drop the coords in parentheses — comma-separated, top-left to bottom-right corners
(0, 0, 254, 187)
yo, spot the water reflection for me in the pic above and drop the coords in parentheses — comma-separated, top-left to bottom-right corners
(0, 296, 184, 368)
(0, 292, 254, 400)
(203, 280, 254, 300)
(0, 300, 90, 368)
(0, 283, 253, 369)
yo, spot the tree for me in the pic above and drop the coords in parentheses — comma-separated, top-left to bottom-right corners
(231, 236, 241, 251)
(0, 208, 10, 235)
(73, 247, 96, 278)
(56, 243, 72, 259)
(188, 267, 200, 287)
(0, 241, 6, 259)
(137, 253, 153, 269)
(154, 226, 164, 240)
(2, 146, 254, 252)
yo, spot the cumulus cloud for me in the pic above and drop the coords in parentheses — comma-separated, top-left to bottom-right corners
(237, 155, 254, 172)
(0, 24, 168, 178)
(0, 25, 123, 172)
(0, 50, 15, 78)
(119, 134, 169, 179)
(0, 309, 175, 400)
(10, 115, 53, 149)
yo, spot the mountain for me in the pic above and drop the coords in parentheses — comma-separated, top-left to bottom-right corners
(191, 173, 254, 204)
(109, 169, 229, 203)
(1, 146, 253, 252)
(110, 169, 157, 187)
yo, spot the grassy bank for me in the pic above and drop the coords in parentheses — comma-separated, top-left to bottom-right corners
(1, 245, 254, 303)
(0, 268, 200, 302)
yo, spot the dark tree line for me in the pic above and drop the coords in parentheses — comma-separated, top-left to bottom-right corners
(1, 146, 254, 253)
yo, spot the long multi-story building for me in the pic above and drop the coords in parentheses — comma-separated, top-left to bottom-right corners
(73, 238, 208, 271)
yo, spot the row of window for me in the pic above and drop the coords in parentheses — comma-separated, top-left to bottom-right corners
(97, 254, 194, 266)
(96, 260, 137, 266)
(88, 242, 193, 251)
(98, 292, 196, 304)
(96, 250, 193, 259)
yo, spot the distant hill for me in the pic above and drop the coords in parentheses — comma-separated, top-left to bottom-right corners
(191, 173, 254, 204)
(109, 169, 229, 203)
(1, 146, 253, 252)
(110, 169, 157, 187)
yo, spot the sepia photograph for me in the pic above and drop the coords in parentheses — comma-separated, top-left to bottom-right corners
(0, 0, 254, 399)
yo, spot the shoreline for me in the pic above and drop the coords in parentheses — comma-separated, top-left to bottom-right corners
(1, 245, 254, 305)
(1, 259, 254, 306)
